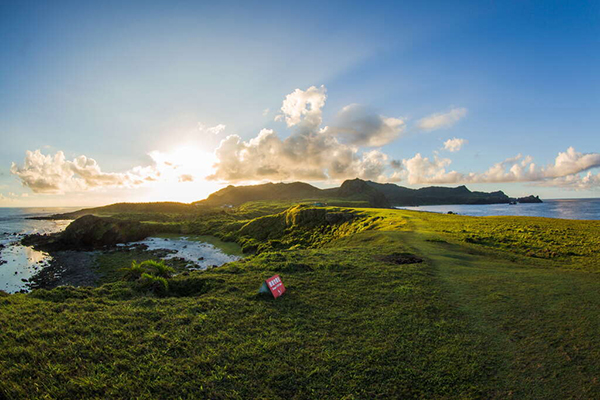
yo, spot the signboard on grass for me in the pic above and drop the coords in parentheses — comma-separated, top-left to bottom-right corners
(259, 274, 286, 298)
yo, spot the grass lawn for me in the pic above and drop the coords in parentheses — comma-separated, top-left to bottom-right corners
(1, 206, 599, 398)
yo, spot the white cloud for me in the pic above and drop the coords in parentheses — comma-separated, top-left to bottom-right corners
(443, 137, 467, 152)
(541, 171, 600, 190)
(402, 153, 464, 185)
(199, 123, 226, 135)
(210, 129, 384, 182)
(543, 147, 600, 178)
(10, 150, 161, 194)
(210, 86, 393, 183)
(326, 104, 405, 147)
(399, 146, 600, 189)
(417, 107, 467, 131)
(262, 108, 270, 116)
(278, 85, 327, 130)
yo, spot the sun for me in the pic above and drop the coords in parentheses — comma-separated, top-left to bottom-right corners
(143, 146, 223, 203)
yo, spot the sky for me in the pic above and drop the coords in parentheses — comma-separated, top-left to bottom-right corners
(1, 0, 599, 207)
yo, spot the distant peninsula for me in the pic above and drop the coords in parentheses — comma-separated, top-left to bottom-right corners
(195, 178, 542, 208)
(41, 179, 542, 221)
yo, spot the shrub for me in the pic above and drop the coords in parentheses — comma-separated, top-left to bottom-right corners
(138, 273, 169, 296)
(121, 261, 146, 281)
(121, 259, 174, 281)
(140, 260, 175, 278)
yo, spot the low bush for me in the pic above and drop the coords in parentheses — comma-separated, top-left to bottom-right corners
(138, 273, 169, 297)
(121, 260, 175, 281)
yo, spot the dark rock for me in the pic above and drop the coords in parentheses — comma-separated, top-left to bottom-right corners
(23, 215, 156, 251)
(517, 195, 543, 203)
(61, 215, 154, 248)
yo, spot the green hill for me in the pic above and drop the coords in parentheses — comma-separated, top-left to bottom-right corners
(194, 181, 326, 206)
(39, 202, 196, 220)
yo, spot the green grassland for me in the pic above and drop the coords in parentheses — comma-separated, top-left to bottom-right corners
(1, 204, 600, 398)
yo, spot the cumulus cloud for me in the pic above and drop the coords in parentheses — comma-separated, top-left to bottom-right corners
(210, 86, 394, 183)
(278, 85, 327, 130)
(417, 107, 467, 131)
(543, 147, 600, 178)
(402, 153, 463, 185)
(210, 129, 388, 182)
(10, 150, 160, 194)
(199, 123, 226, 135)
(326, 104, 405, 147)
(541, 171, 600, 190)
(443, 137, 467, 152)
(400, 146, 600, 188)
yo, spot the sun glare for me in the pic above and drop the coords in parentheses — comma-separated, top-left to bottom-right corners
(144, 146, 223, 203)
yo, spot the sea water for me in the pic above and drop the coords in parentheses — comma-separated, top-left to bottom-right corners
(397, 198, 600, 220)
(0, 208, 74, 293)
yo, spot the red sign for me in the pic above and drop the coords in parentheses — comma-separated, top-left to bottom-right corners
(265, 275, 286, 298)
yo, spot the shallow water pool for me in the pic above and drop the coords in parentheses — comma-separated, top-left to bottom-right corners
(124, 235, 243, 270)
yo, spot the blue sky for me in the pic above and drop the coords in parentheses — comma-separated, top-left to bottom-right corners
(1, 0, 599, 206)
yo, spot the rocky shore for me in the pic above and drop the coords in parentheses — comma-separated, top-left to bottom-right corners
(27, 251, 99, 290)
(0, 243, 5, 266)
(23, 245, 185, 291)
(18, 215, 156, 290)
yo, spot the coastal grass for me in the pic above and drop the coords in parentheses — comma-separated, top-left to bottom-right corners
(1, 204, 600, 398)
(95, 250, 196, 285)
(399, 209, 600, 271)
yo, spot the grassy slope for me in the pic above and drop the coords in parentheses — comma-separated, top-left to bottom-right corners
(1, 207, 600, 398)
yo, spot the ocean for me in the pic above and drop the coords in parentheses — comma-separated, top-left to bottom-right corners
(0, 208, 75, 293)
(397, 198, 600, 220)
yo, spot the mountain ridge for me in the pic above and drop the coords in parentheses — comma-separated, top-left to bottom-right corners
(195, 178, 541, 207)
(38, 178, 542, 220)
